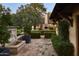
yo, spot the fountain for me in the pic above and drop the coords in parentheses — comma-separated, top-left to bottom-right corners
(8, 26, 17, 44)
(6, 26, 25, 55)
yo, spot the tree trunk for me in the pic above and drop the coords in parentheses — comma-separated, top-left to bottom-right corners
(39, 24, 42, 30)
(1, 43, 5, 47)
(34, 25, 36, 30)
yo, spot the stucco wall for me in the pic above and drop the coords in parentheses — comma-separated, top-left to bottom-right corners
(69, 15, 77, 55)
(69, 9, 79, 55)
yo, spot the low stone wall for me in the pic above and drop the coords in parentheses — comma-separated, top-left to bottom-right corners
(6, 41, 25, 55)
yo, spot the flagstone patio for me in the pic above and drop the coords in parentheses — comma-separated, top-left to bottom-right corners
(16, 38, 57, 56)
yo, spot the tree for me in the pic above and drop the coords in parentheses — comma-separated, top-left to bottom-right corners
(15, 3, 46, 29)
(11, 14, 24, 28)
(0, 4, 11, 47)
(27, 3, 46, 29)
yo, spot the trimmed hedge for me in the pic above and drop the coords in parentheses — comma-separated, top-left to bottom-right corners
(44, 32, 53, 38)
(31, 30, 55, 39)
(17, 29, 55, 38)
(31, 31, 41, 39)
(41, 30, 55, 38)
(40, 30, 55, 33)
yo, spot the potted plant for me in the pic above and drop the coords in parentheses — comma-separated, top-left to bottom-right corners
(40, 30, 45, 39)
(22, 22, 32, 43)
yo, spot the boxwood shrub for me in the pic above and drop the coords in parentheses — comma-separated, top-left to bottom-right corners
(31, 30, 55, 39)
(42, 30, 55, 38)
(44, 32, 54, 38)
(31, 31, 41, 39)
(51, 34, 74, 56)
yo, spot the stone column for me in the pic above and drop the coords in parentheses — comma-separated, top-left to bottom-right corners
(45, 13, 48, 24)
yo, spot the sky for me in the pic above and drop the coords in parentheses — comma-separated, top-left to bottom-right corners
(1, 3, 55, 13)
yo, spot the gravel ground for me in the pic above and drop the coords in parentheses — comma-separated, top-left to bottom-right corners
(17, 38, 57, 56)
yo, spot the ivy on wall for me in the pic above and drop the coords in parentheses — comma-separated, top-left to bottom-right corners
(58, 19, 70, 42)
(51, 18, 74, 56)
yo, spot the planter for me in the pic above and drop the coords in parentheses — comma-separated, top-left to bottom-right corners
(6, 41, 25, 55)
(22, 35, 31, 43)
(0, 47, 10, 56)
(40, 35, 45, 39)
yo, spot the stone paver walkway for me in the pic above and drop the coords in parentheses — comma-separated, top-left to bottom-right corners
(17, 39, 57, 56)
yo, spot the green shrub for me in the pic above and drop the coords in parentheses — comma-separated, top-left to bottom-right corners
(51, 19, 74, 56)
(58, 19, 70, 42)
(17, 29, 22, 36)
(40, 30, 44, 35)
(51, 34, 74, 56)
(49, 27, 53, 30)
(0, 26, 10, 47)
(31, 30, 55, 39)
(31, 30, 40, 33)
(40, 29, 54, 33)
(31, 31, 41, 38)
(42, 30, 55, 38)
(44, 32, 53, 38)
(24, 22, 32, 35)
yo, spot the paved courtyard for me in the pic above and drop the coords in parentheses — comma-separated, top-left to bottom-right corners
(17, 38, 57, 56)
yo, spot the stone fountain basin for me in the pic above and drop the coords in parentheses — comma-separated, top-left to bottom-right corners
(6, 41, 25, 55)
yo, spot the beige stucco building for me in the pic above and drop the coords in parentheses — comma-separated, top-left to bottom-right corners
(50, 3, 79, 56)
(32, 12, 55, 30)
